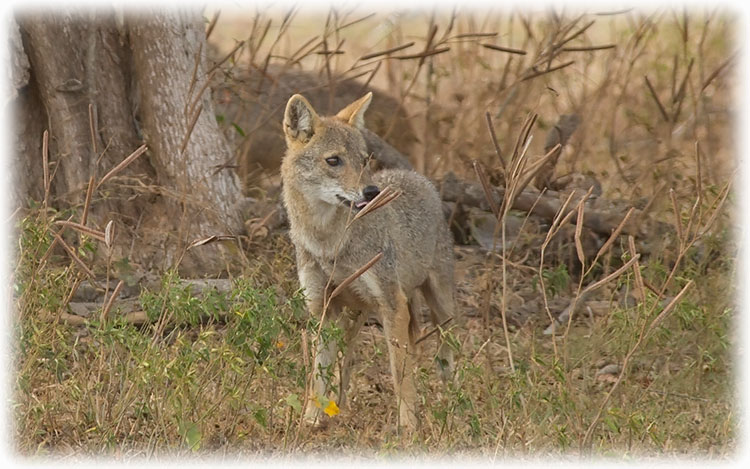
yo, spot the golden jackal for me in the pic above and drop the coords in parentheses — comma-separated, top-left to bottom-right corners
(281, 92, 455, 431)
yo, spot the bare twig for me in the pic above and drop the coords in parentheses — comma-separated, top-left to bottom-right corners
(482, 43, 527, 55)
(51, 232, 99, 286)
(395, 46, 450, 61)
(180, 104, 204, 155)
(97, 144, 148, 189)
(42, 130, 50, 208)
(414, 317, 454, 345)
(562, 44, 616, 52)
(644, 75, 670, 122)
(360, 42, 415, 60)
(101, 280, 124, 323)
(325, 252, 383, 308)
(485, 112, 505, 173)
(54, 220, 106, 242)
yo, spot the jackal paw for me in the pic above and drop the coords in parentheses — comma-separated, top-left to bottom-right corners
(304, 408, 329, 430)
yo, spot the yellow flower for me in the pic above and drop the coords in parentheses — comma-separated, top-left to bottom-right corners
(323, 400, 339, 417)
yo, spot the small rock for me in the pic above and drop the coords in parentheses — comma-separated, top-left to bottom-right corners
(595, 363, 622, 383)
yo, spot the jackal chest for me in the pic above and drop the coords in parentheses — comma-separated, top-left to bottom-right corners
(310, 256, 386, 310)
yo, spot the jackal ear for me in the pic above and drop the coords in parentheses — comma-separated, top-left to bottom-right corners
(284, 94, 319, 145)
(335, 92, 372, 129)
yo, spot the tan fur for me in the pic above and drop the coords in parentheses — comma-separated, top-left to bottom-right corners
(281, 93, 455, 432)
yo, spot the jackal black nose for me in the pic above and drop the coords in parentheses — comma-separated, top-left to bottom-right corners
(363, 185, 380, 202)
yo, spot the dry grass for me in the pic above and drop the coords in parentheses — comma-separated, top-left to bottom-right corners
(11, 6, 737, 460)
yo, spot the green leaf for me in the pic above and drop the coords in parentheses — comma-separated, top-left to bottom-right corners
(285, 393, 302, 413)
(231, 122, 246, 137)
(253, 407, 268, 428)
(180, 422, 202, 452)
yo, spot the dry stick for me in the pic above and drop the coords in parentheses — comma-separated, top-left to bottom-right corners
(88, 103, 98, 155)
(450, 31, 498, 40)
(555, 19, 596, 51)
(414, 317, 454, 346)
(628, 235, 646, 302)
(594, 207, 635, 261)
(574, 194, 587, 268)
(561, 44, 616, 52)
(595, 8, 634, 16)
(395, 46, 450, 61)
(96, 144, 148, 189)
(701, 51, 737, 93)
(485, 112, 506, 173)
(694, 141, 704, 216)
(57, 273, 84, 324)
(552, 254, 641, 330)
(206, 40, 245, 77)
(42, 130, 50, 208)
(179, 104, 204, 155)
(644, 75, 670, 123)
(521, 60, 576, 81)
(101, 280, 124, 323)
(511, 143, 561, 202)
(669, 188, 684, 249)
(184, 41, 203, 117)
(697, 180, 732, 238)
(187, 70, 216, 121)
(325, 252, 384, 308)
(358, 60, 381, 95)
(81, 176, 95, 226)
(205, 9, 220, 40)
(481, 43, 527, 55)
(671, 57, 694, 123)
(52, 232, 99, 286)
(359, 42, 415, 60)
(473, 161, 500, 218)
(382, 23, 437, 141)
(513, 113, 537, 161)
(247, 17, 273, 67)
(54, 220, 106, 242)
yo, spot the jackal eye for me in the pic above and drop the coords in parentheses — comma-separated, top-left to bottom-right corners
(325, 156, 342, 167)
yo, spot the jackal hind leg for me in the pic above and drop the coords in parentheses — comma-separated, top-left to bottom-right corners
(421, 271, 456, 384)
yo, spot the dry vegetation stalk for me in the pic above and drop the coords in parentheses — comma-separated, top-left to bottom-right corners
(96, 144, 148, 189)
(101, 280, 125, 323)
(51, 232, 98, 286)
(42, 129, 50, 208)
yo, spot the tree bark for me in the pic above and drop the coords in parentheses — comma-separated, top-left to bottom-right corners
(15, 7, 244, 275)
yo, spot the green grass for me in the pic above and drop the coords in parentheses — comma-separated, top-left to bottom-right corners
(11, 202, 736, 458)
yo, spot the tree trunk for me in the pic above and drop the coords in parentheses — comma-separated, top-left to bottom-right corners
(15, 7, 244, 275)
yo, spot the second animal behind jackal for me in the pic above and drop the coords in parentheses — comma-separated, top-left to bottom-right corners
(281, 91, 456, 431)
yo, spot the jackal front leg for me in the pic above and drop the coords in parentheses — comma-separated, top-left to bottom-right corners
(381, 290, 418, 432)
(304, 300, 343, 427)
(297, 255, 337, 427)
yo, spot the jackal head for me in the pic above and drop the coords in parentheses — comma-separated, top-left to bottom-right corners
(281, 92, 380, 212)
